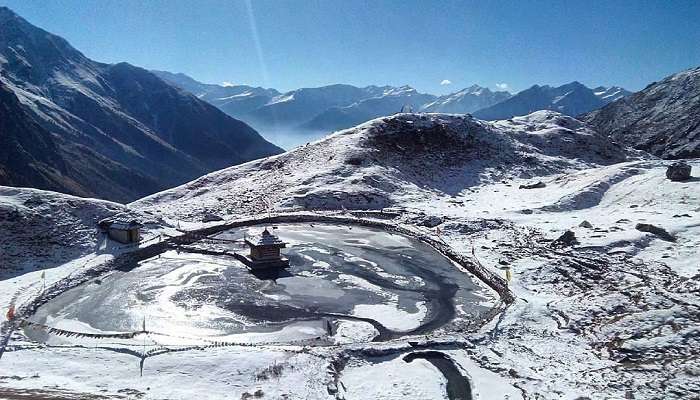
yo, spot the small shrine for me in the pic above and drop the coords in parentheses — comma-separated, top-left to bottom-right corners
(239, 228, 289, 269)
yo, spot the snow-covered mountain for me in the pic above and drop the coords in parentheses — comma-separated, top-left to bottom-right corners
(0, 7, 281, 202)
(473, 81, 630, 120)
(154, 71, 634, 149)
(153, 73, 443, 146)
(155, 73, 513, 130)
(152, 70, 281, 119)
(245, 84, 393, 129)
(583, 66, 700, 159)
(592, 85, 632, 103)
(300, 84, 512, 132)
(154, 71, 428, 132)
(151, 72, 514, 143)
(300, 85, 437, 132)
(134, 111, 637, 219)
(421, 85, 512, 114)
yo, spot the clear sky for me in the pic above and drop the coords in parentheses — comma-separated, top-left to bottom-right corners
(2, 0, 699, 94)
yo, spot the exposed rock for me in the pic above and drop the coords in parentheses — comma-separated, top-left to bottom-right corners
(551, 230, 579, 247)
(417, 215, 444, 228)
(345, 157, 364, 166)
(666, 162, 692, 181)
(201, 213, 224, 223)
(635, 223, 676, 242)
(519, 181, 546, 189)
(579, 220, 593, 228)
(673, 213, 692, 218)
(582, 66, 700, 159)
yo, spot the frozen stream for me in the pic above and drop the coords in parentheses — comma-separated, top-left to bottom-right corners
(27, 224, 494, 345)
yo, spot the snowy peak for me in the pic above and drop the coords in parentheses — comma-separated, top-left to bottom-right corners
(473, 81, 630, 120)
(593, 86, 632, 102)
(0, 7, 98, 87)
(381, 85, 419, 96)
(583, 65, 700, 159)
(421, 84, 512, 114)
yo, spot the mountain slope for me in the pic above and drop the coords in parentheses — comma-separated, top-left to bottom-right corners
(473, 82, 628, 120)
(0, 81, 69, 192)
(133, 111, 638, 220)
(0, 7, 281, 202)
(0, 80, 162, 200)
(582, 66, 700, 159)
(421, 85, 511, 114)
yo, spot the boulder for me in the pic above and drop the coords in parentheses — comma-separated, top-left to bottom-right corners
(551, 230, 578, 247)
(519, 181, 546, 189)
(635, 223, 676, 242)
(666, 162, 692, 181)
(579, 220, 593, 228)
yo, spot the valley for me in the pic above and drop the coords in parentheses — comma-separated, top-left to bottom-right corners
(1, 4, 699, 399)
(2, 110, 698, 399)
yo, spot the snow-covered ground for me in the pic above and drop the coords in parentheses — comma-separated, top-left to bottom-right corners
(2, 112, 698, 399)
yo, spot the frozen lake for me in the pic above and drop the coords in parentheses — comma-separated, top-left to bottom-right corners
(28, 224, 495, 344)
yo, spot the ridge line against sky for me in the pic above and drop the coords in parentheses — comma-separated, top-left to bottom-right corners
(1, 0, 699, 94)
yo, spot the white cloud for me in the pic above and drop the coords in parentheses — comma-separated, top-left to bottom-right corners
(221, 81, 236, 87)
(496, 82, 509, 90)
(440, 79, 452, 86)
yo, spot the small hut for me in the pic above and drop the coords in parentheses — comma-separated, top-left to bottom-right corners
(98, 218, 142, 244)
(239, 228, 289, 269)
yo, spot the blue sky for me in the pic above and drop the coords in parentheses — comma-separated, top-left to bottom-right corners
(2, 0, 699, 94)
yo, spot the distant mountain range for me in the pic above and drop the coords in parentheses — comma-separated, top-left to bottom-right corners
(583, 66, 700, 159)
(472, 82, 631, 120)
(421, 85, 512, 114)
(0, 7, 281, 202)
(154, 70, 444, 133)
(154, 70, 631, 144)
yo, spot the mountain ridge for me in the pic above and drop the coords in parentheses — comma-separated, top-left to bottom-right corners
(473, 81, 631, 120)
(582, 65, 700, 159)
(134, 110, 639, 219)
(154, 70, 631, 144)
(0, 7, 282, 201)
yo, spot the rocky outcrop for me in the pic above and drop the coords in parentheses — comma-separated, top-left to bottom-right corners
(519, 181, 546, 189)
(582, 66, 700, 159)
(635, 223, 676, 242)
(551, 230, 578, 247)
